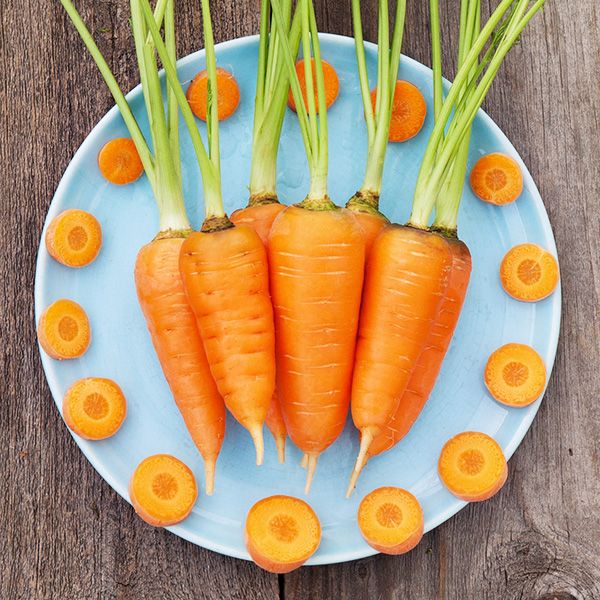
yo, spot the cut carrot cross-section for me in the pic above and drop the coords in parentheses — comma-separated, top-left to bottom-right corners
(470, 152, 523, 205)
(37, 299, 91, 360)
(288, 58, 339, 113)
(371, 80, 427, 142)
(187, 67, 241, 121)
(357, 487, 424, 555)
(98, 138, 144, 185)
(245, 495, 321, 573)
(129, 454, 198, 527)
(500, 243, 559, 302)
(45, 209, 102, 268)
(485, 343, 546, 407)
(438, 431, 508, 502)
(63, 377, 127, 440)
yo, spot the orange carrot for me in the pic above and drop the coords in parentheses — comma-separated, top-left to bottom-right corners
(63, 377, 127, 440)
(438, 431, 508, 502)
(269, 204, 365, 489)
(245, 495, 321, 573)
(135, 237, 226, 494)
(45, 209, 102, 268)
(470, 152, 523, 205)
(366, 238, 472, 459)
(179, 222, 276, 465)
(129, 454, 198, 527)
(357, 487, 424, 555)
(230, 202, 287, 246)
(484, 343, 546, 407)
(351, 210, 389, 255)
(370, 80, 427, 142)
(265, 391, 287, 464)
(348, 226, 452, 493)
(500, 243, 559, 302)
(287, 58, 339, 113)
(186, 67, 241, 121)
(97, 138, 144, 185)
(37, 299, 91, 360)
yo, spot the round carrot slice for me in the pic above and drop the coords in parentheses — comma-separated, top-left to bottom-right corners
(470, 152, 523, 205)
(45, 209, 102, 268)
(370, 80, 427, 142)
(186, 67, 241, 121)
(245, 495, 321, 573)
(97, 138, 144, 185)
(63, 377, 127, 440)
(37, 299, 91, 360)
(357, 487, 424, 555)
(484, 343, 546, 407)
(438, 431, 508, 502)
(500, 243, 559, 302)
(129, 454, 198, 527)
(288, 58, 339, 113)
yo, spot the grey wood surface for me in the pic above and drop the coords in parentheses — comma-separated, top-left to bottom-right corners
(1, 1, 599, 598)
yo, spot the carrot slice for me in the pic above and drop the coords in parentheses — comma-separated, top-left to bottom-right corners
(97, 138, 144, 185)
(245, 495, 321, 573)
(438, 432, 508, 502)
(357, 487, 424, 555)
(500, 243, 559, 302)
(37, 299, 91, 360)
(370, 80, 427, 142)
(129, 454, 198, 527)
(484, 343, 546, 407)
(470, 152, 523, 205)
(63, 377, 127, 439)
(186, 67, 241, 121)
(287, 58, 339, 113)
(45, 209, 102, 268)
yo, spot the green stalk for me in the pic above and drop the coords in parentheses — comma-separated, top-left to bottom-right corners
(430, 0, 443, 121)
(165, 0, 180, 181)
(59, 0, 155, 187)
(139, 0, 224, 219)
(409, 0, 544, 229)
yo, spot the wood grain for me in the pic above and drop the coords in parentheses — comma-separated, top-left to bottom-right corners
(1, 1, 599, 598)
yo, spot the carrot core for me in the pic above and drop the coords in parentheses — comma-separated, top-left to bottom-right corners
(58, 316, 78, 341)
(83, 392, 109, 420)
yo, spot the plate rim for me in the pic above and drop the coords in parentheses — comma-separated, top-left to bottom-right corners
(34, 32, 561, 565)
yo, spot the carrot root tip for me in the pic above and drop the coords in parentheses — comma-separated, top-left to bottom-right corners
(204, 459, 216, 496)
(275, 436, 286, 464)
(304, 454, 319, 495)
(346, 462, 365, 499)
(300, 453, 309, 469)
(249, 424, 265, 466)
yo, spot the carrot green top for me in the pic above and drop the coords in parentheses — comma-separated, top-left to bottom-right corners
(61, 0, 191, 235)
(348, 0, 406, 213)
(409, 0, 546, 234)
(248, 0, 302, 204)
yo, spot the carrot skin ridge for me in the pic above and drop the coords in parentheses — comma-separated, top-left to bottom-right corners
(135, 237, 226, 494)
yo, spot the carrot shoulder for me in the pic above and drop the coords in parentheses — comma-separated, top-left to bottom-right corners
(45, 209, 102, 268)
(245, 495, 321, 573)
(135, 237, 226, 494)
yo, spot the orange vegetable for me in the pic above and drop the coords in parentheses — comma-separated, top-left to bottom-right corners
(484, 343, 546, 407)
(37, 298, 91, 360)
(287, 58, 339, 113)
(230, 201, 286, 246)
(348, 226, 452, 495)
(370, 81, 427, 142)
(357, 487, 424, 555)
(352, 211, 389, 255)
(269, 205, 365, 491)
(438, 431, 508, 502)
(45, 209, 102, 268)
(129, 454, 198, 527)
(135, 237, 226, 494)
(500, 243, 559, 302)
(97, 138, 144, 185)
(186, 67, 240, 121)
(179, 223, 276, 465)
(367, 239, 472, 459)
(63, 377, 127, 440)
(245, 495, 321, 573)
(470, 152, 523, 205)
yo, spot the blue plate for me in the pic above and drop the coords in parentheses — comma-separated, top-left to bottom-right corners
(34, 34, 560, 565)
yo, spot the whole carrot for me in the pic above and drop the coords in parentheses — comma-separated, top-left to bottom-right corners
(143, 0, 276, 464)
(269, 0, 365, 492)
(61, 0, 226, 494)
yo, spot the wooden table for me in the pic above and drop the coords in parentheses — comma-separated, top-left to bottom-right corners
(2, 1, 599, 598)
